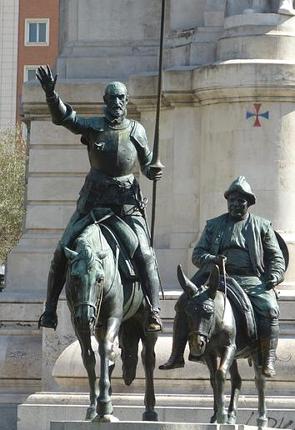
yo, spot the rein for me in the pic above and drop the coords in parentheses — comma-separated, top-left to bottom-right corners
(221, 258, 227, 322)
(93, 223, 119, 322)
(71, 222, 119, 322)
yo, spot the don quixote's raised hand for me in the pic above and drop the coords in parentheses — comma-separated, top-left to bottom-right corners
(36, 65, 57, 97)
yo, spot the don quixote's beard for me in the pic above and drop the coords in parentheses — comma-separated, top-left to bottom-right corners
(104, 106, 127, 124)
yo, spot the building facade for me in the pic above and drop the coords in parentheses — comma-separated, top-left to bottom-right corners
(17, 0, 59, 121)
(0, 0, 59, 128)
(0, 0, 19, 128)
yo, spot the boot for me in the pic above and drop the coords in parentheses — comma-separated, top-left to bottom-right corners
(278, 0, 295, 15)
(258, 317, 279, 378)
(133, 246, 163, 332)
(38, 248, 67, 330)
(146, 308, 162, 333)
(159, 304, 188, 370)
(261, 336, 278, 377)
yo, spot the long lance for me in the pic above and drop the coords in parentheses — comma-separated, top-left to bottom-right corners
(150, 0, 166, 247)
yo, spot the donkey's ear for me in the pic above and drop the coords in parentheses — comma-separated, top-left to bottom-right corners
(97, 250, 108, 260)
(207, 264, 220, 299)
(64, 247, 78, 260)
(177, 264, 198, 297)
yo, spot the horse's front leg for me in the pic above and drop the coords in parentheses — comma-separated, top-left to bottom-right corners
(141, 331, 158, 422)
(254, 359, 268, 428)
(94, 315, 121, 422)
(72, 309, 97, 421)
(215, 343, 236, 424)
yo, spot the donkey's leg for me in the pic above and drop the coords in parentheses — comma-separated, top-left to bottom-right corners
(227, 359, 242, 424)
(254, 359, 268, 428)
(205, 354, 218, 423)
(141, 329, 158, 422)
(95, 316, 121, 422)
(74, 324, 97, 421)
(108, 361, 115, 397)
(215, 344, 236, 424)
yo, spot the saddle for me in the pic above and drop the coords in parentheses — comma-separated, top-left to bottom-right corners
(91, 208, 139, 282)
(219, 277, 258, 348)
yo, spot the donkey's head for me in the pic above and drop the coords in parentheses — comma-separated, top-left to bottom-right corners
(177, 264, 219, 357)
(65, 232, 108, 328)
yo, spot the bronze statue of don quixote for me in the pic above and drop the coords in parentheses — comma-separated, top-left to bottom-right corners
(37, 0, 167, 423)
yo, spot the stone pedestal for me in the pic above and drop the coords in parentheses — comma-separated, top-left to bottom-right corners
(50, 424, 288, 430)
(218, 13, 295, 61)
(226, 0, 279, 16)
(17, 391, 295, 430)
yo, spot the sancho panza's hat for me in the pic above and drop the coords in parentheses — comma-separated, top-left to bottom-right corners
(224, 176, 256, 206)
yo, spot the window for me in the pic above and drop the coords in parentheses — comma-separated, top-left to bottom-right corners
(24, 66, 40, 82)
(25, 19, 49, 46)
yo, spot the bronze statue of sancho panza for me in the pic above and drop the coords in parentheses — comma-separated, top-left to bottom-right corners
(160, 177, 286, 377)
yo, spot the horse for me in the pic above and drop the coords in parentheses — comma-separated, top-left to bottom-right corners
(176, 264, 268, 428)
(64, 221, 158, 422)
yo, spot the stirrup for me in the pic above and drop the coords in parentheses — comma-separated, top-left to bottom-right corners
(262, 364, 276, 378)
(145, 311, 162, 333)
(38, 309, 58, 330)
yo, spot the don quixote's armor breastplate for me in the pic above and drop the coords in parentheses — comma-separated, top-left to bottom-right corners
(78, 120, 141, 213)
(88, 119, 137, 177)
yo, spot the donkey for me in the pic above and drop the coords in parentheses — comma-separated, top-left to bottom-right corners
(177, 264, 268, 428)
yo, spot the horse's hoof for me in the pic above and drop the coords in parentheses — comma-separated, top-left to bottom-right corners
(97, 400, 113, 417)
(85, 406, 96, 421)
(93, 414, 119, 423)
(108, 349, 117, 363)
(210, 414, 217, 424)
(227, 413, 236, 425)
(142, 410, 158, 421)
(217, 413, 228, 424)
(257, 417, 268, 428)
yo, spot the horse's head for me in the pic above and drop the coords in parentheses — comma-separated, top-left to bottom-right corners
(64, 236, 108, 328)
(177, 264, 219, 357)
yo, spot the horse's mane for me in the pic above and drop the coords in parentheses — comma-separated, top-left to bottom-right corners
(73, 224, 106, 267)
(76, 223, 100, 250)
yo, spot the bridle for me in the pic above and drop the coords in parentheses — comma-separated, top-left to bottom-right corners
(187, 296, 216, 344)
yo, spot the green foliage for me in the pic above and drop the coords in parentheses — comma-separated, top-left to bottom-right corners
(0, 127, 27, 263)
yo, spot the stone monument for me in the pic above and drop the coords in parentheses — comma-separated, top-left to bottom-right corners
(226, 0, 295, 15)
(2, 1, 295, 429)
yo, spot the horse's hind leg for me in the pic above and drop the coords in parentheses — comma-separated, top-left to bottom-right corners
(254, 360, 268, 428)
(141, 330, 158, 421)
(227, 359, 242, 424)
(75, 326, 97, 420)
